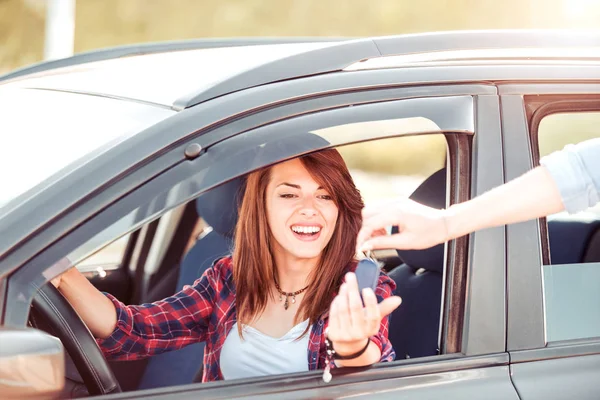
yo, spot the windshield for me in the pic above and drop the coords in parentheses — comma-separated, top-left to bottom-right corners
(0, 87, 175, 211)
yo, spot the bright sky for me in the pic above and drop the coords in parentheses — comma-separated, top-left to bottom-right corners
(563, 0, 600, 18)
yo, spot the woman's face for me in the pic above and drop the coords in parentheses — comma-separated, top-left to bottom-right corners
(266, 158, 339, 263)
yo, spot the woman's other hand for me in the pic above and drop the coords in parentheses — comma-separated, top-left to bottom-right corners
(327, 272, 401, 357)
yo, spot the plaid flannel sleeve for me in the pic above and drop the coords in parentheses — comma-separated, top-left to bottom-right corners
(370, 270, 396, 363)
(96, 260, 222, 361)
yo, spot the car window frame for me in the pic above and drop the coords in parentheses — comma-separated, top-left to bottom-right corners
(0, 77, 493, 291)
(530, 98, 600, 264)
(531, 98, 600, 344)
(0, 69, 496, 267)
(499, 83, 600, 361)
(5, 93, 474, 321)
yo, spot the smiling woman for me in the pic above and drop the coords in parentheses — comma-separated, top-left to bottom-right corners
(234, 151, 361, 338)
(51, 148, 401, 383)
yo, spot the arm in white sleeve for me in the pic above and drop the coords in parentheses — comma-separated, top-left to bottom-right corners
(540, 138, 600, 214)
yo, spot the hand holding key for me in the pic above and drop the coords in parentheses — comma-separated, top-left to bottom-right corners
(327, 271, 401, 355)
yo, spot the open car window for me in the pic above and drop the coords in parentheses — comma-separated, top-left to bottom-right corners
(53, 132, 455, 392)
(13, 93, 484, 397)
(537, 111, 600, 343)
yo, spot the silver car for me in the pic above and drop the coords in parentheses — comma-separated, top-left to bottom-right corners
(1, 30, 600, 399)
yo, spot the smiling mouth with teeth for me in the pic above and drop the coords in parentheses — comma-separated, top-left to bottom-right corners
(291, 225, 322, 235)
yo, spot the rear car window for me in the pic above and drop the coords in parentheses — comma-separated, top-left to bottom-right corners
(537, 111, 600, 342)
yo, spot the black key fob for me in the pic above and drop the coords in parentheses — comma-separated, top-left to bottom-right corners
(354, 257, 380, 303)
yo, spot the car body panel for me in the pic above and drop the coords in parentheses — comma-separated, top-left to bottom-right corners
(500, 93, 547, 352)
(461, 94, 506, 356)
(498, 83, 600, 95)
(94, 354, 515, 400)
(512, 353, 600, 400)
(129, 367, 518, 400)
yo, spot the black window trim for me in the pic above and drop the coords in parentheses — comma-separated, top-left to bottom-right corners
(511, 339, 600, 364)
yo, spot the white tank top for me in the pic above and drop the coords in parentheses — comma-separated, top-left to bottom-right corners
(220, 319, 310, 380)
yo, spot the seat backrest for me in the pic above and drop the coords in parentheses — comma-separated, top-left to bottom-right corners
(583, 227, 600, 263)
(138, 178, 243, 389)
(174, 177, 243, 290)
(547, 215, 600, 265)
(388, 168, 446, 360)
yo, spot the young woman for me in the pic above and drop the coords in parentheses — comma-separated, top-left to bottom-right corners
(52, 149, 402, 382)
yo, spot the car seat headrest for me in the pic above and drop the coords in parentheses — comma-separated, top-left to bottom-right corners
(394, 168, 447, 274)
(195, 177, 245, 239)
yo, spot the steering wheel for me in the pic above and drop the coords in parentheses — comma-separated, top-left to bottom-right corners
(30, 283, 122, 396)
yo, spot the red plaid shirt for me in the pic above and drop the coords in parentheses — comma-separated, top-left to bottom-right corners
(97, 257, 396, 382)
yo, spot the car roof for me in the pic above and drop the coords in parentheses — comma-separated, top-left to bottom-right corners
(2, 30, 600, 110)
(0, 37, 352, 83)
(0, 40, 342, 110)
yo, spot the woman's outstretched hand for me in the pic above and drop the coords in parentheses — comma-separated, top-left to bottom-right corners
(327, 272, 401, 357)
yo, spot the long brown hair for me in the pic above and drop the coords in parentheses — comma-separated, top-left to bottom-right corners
(232, 149, 364, 336)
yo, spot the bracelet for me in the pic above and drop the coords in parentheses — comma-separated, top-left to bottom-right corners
(325, 336, 371, 360)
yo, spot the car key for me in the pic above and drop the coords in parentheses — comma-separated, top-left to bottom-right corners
(323, 252, 381, 384)
(354, 251, 381, 303)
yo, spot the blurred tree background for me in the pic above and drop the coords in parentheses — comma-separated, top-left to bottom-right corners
(2, 0, 600, 73)
(1, 0, 599, 186)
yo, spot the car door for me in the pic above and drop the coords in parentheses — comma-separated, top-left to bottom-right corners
(131, 93, 515, 399)
(500, 83, 600, 399)
(133, 93, 514, 400)
(3, 68, 515, 398)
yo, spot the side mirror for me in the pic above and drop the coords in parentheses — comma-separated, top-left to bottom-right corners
(0, 327, 64, 399)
